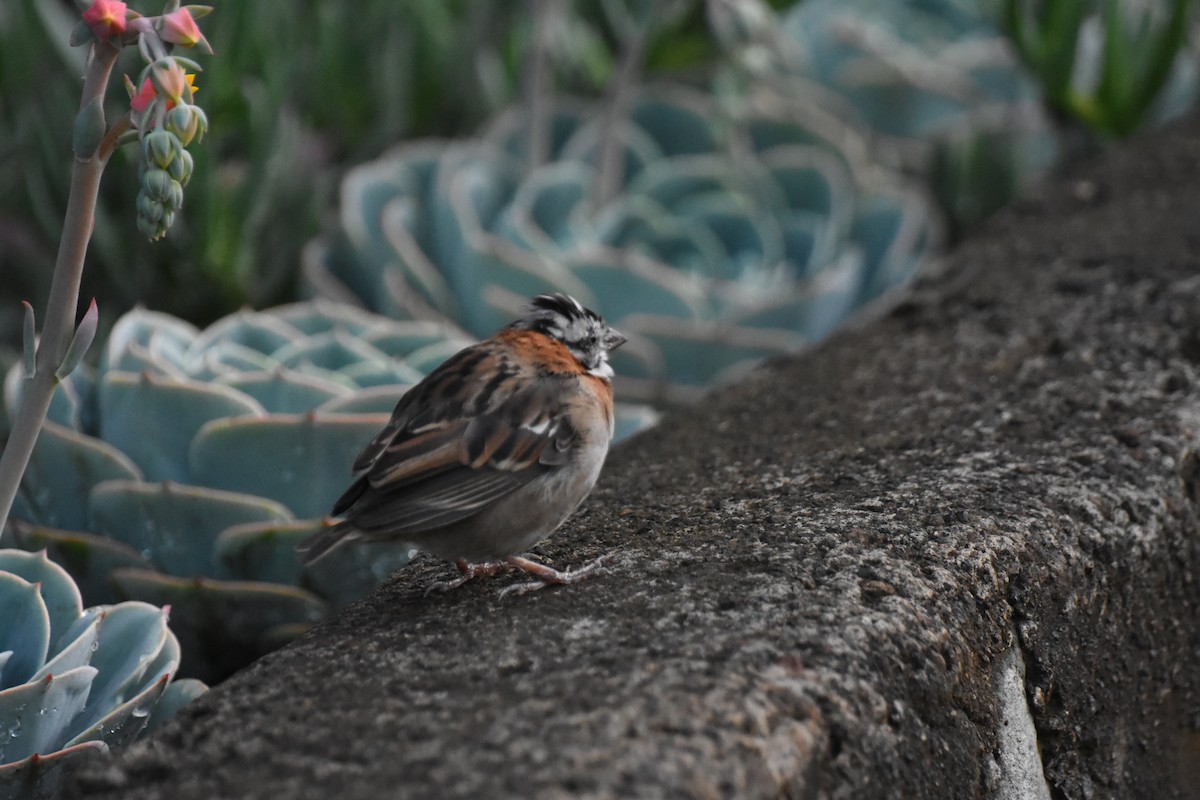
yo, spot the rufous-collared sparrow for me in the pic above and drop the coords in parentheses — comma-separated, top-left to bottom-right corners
(297, 293, 627, 595)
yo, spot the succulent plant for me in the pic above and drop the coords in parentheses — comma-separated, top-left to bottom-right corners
(0, 548, 205, 800)
(305, 84, 938, 404)
(759, 0, 1064, 231)
(6, 300, 602, 681)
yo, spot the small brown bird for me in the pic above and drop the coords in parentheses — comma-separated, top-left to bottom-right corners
(297, 294, 626, 595)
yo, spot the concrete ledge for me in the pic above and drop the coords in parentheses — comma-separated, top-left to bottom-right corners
(64, 117, 1200, 799)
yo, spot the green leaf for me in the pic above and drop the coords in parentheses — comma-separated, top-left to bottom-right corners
(56, 298, 99, 381)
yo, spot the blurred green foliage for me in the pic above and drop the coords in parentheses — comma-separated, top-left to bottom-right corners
(1004, 0, 1196, 136)
(1, 1, 745, 354)
(2, 0, 1195, 355)
(1, 1, 522, 340)
(0, 0, 645, 344)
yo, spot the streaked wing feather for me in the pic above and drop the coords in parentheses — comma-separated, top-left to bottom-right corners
(368, 420, 470, 490)
(346, 467, 534, 535)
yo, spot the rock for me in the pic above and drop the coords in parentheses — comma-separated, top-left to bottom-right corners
(62, 115, 1200, 799)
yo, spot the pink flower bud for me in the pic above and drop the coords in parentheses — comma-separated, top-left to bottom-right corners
(129, 72, 197, 117)
(160, 7, 208, 50)
(130, 78, 157, 114)
(150, 61, 190, 105)
(82, 0, 128, 40)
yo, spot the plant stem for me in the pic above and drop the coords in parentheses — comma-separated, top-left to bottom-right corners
(0, 41, 121, 536)
(593, 31, 645, 213)
(524, 0, 553, 172)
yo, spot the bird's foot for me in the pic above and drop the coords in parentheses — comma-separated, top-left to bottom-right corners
(424, 559, 514, 595)
(497, 554, 606, 597)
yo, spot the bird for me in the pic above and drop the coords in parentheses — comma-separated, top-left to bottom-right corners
(296, 293, 627, 596)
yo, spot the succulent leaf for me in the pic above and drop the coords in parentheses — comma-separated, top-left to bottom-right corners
(0, 574, 51, 690)
(140, 677, 206, 737)
(98, 373, 266, 483)
(88, 481, 292, 578)
(108, 569, 326, 681)
(189, 414, 387, 519)
(3, 522, 155, 607)
(0, 667, 97, 764)
(0, 551, 83, 651)
(0, 551, 204, 796)
(15, 421, 142, 532)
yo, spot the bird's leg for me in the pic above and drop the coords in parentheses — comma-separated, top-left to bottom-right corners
(425, 559, 515, 595)
(498, 554, 606, 597)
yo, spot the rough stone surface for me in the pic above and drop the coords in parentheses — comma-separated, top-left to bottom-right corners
(63, 117, 1200, 799)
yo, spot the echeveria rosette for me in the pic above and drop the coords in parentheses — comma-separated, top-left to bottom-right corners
(306, 85, 937, 404)
(0, 548, 206, 800)
(1, 301, 475, 681)
(762, 0, 1064, 230)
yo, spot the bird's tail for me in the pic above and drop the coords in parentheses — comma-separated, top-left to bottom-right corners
(295, 519, 361, 565)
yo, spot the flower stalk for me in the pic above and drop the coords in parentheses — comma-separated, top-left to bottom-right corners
(0, 1, 212, 536)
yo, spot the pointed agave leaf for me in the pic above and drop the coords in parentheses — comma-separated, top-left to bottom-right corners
(15, 420, 142, 532)
(0, 667, 97, 765)
(0, 574, 50, 690)
(0, 551, 83, 651)
(88, 481, 294, 578)
(98, 371, 265, 483)
(189, 413, 388, 519)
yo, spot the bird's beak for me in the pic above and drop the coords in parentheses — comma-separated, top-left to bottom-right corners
(605, 328, 628, 351)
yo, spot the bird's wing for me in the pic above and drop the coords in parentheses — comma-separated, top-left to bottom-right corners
(333, 346, 577, 536)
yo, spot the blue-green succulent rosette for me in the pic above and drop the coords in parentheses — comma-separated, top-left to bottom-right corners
(0, 548, 205, 799)
(773, 0, 1062, 226)
(306, 84, 939, 404)
(1, 301, 483, 680)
